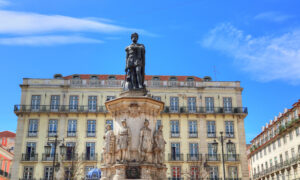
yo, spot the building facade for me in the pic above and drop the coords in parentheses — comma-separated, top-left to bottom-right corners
(0, 131, 15, 180)
(248, 100, 300, 180)
(12, 74, 248, 180)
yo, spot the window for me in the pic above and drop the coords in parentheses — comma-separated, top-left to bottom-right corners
(87, 120, 96, 137)
(69, 96, 78, 111)
(296, 127, 300, 136)
(187, 97, 196, 112)
(65, 142, 76, 161)
(156, 120, 161, 131)
(152, 77, 160, 86)
(28, 119, 38, 137)
(189, 143, 199, 160)
(170, 97, 179, 112)
(171, 143, 181, 160)
(208, 143, 218, 161)
(50, 95, 60, 111)
(289, 131, 293, 140)
(264, 148, 267, 156)
(228, 166, 238, 179)
(153, 96, 161, 101)
(278, 138, 281, 147)
(209, 166, 219, 179)
(67, 120, 77, 137)
(268, 145, 271, 153)
(273, 142, 276, 150)
(171, 166, 181, 179)
(283, 135, 287, 144)
(265, 162, 268, 169)
(270, 159, 273, 167)
(279, 154, 283, 163)
(225, 121, 234, 137)
(223, 97, 232, 112)
(274, 156, 278, 165)
(44, 166, 53, 180)
(291, 148, 295, 157)
(106, 120, 114, 130)
(64, 167, 73, 180)
(88, 96, 97, 112)
(227, 143, 236, 161)
(205, 97, 214, 112)
(285, 151, 289, 160)
(190, 166, 199, 180)
(106, 96, 115, 101)
(207, 121, 216, 137)
(31, 95, 41, 111)
(298, 145, 300, 154)
(23, 166, 34, 180)
(85, 142, 96, 160)
(188, 120, 198, 138)
(169, 77, 177, 87)
(259, 151, 262, 158)
(25, 142, 36, 161)
(48, 120, 58, 137)
(170, 120, 180, 137)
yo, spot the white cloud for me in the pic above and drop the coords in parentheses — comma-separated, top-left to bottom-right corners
(201, 23, 300, 84)
(0, 10, 142, 35)
(254, 11, 292, 22)
(0, 35, 102, 45)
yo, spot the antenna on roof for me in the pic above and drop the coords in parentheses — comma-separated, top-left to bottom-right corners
(213, 65, 217, 81)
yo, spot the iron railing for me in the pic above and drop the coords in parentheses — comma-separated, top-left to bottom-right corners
(82, 153, 98, 161)
(187, 154, 202, 161)
(62, 153, 78, 161)
(168, 153, 184, 161)
(163, 106, 247, 114)
(205, 154, 221, 161)
(21, 153, 38, 161)
(224, 154, 240, 161)
(14, 105, 107, 113)
(42, 153, 58, 161)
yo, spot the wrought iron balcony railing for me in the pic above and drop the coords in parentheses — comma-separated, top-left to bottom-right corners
(21, 153, 38, 161)
(14, 105, 107, 113)
(82, 153, 98, 161)
(19, 179, 36, 180)
(205, 154, 221, 161)
(187, 154, 202, 161)
(167, 178, 184, 180)
(168, 153, 184, 161)
(62, 153, 78, 161)
(42, 153, 58, 161)
(163, 106, 247, 114)
(224, 154, 240, 161)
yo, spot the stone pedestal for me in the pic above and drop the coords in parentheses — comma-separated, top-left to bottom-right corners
(100, 90, 166, 180)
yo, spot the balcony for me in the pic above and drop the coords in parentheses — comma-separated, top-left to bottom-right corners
(62, 153, 78, 161)
(168, 178, 183, 180)
(224, 154, 240, 161)
(14, 105, 107, 114)
(163, 106, 247, 114)
(27, 131, 38, 137)
(42, 153, 58, 161)
(205, 154, 220, 161)
(82, 153, 98, 161)
(168, 153, 184, 161)
(189, 132, 198, 138)
(67, 131, 76, 137)
(19, 179, 36, 180)
(21, 153, 38, 161)
(225, 178, 241, 180)
(170, 131, 180, 138)
(187, 154, 202, 161)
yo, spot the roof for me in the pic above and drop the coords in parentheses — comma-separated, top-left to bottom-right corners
(0, 131, 16, 138)
(63, 74, 203, 82)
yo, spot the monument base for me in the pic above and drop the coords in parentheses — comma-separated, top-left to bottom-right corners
(119, 88, 148, 97)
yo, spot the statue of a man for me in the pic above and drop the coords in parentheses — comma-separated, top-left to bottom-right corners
(102, 124, 115, 165)
(153, 125, 166, 165)
(125, 32, 145, 89)
(139, 119, 152, 162)
(117, 119, 131, 163)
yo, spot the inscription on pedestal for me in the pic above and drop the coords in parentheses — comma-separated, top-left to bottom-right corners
(126, 166, 141, 179)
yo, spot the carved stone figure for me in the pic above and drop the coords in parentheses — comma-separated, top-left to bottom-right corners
(125, 32, 145, 90)
(103, 124, 115, 165)
(117, 119, 131, 163)
(153, 125, 166, 165)
(139, 119, 152, 162)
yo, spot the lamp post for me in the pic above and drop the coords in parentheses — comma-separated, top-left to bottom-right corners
(45, 135, 65, 180)
(213, 131, 228, 180)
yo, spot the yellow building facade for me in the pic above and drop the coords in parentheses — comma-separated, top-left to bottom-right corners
(11, 74, 249, 180)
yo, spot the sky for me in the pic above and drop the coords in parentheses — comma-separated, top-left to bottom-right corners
(0, 0, 299, 143)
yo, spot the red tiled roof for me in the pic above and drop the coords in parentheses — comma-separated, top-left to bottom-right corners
(63, 74, 203, 81)
(0, 131, 16, 138)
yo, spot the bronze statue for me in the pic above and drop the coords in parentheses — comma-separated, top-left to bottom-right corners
(125, 33, 145, 89)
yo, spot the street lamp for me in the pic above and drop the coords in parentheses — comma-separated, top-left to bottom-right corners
(214, 131, 231, 180)
(46, 135, 64, 180)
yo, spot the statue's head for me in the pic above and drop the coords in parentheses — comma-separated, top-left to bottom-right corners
(105, 124, 111, 130)
(144, 119, 149, 127)
(121, 119, 127, 127)
(131, 32, 139, 43)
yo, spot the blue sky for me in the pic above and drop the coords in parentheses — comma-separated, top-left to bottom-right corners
(0, 0, 299, 143)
